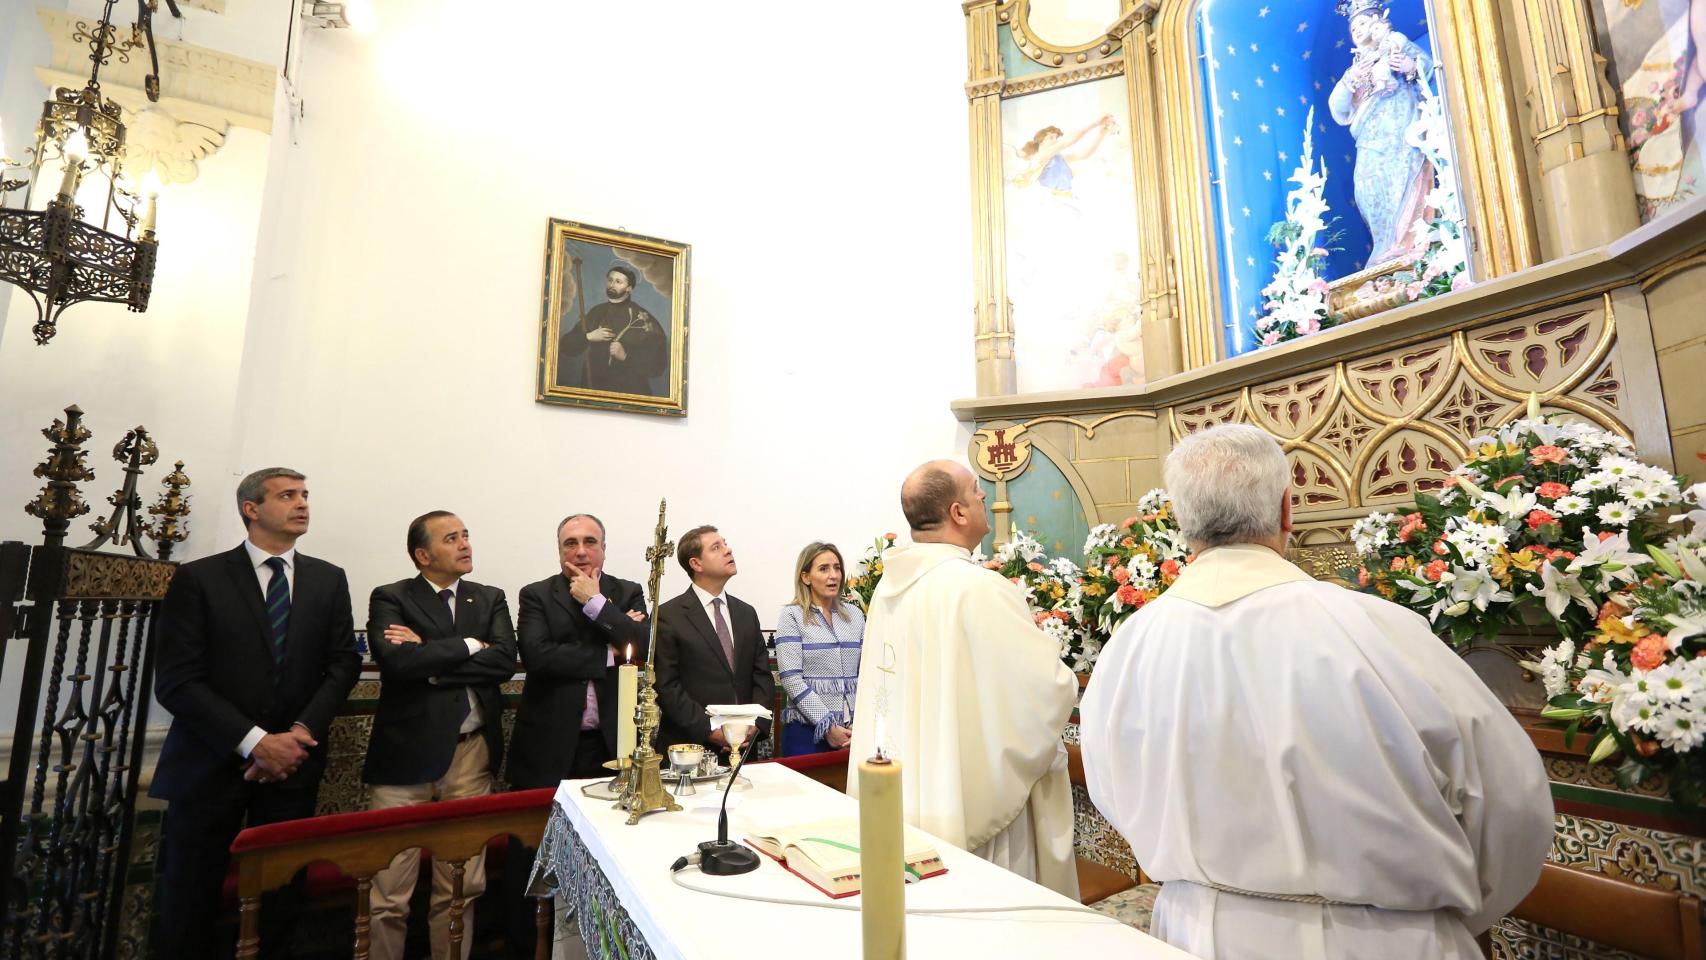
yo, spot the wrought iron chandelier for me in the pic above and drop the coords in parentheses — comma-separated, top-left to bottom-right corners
(0, 0, 179, 345)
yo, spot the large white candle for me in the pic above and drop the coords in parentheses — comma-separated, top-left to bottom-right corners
(859, 751, 905, 960)
(617, 643, 637, 760)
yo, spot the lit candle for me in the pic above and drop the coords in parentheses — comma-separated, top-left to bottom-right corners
(617, 643, 638, 761)
(859, 750, 905, 960)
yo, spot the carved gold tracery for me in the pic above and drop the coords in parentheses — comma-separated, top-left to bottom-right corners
(1166, 294, 1631, 522)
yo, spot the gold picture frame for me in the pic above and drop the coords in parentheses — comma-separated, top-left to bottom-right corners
(536, 219, 691, 417)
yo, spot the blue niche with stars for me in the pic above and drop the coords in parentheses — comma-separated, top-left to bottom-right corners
(1198, 0, 1445, 356)
(976, 444, 1090, 562)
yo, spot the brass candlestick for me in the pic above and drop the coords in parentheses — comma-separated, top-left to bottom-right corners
(617, 499, 682, 823)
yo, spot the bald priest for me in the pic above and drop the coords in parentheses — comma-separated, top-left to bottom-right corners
(847, 459, 1079, 898)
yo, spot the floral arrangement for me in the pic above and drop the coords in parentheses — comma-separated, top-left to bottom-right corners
(974, 531, 1098, 671)
(849, 491, 1189, 671)
(846, 533, 895, 611)
(1254, 107, 1343, 348)
(1387, 80, 1470, 302)
(1529, 488, 1706, 804)
(1351, 404, 1686, 646)
(1078, 489, 1189, 645)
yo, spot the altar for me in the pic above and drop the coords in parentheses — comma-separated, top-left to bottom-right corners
(527, 762, 1191, 960)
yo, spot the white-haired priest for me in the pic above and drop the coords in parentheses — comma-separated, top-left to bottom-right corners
(1079, 423, 1553, 960)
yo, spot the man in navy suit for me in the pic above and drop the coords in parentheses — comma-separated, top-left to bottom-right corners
(364, 510, 517, 960)
(149, 467, 361, 960)
(654, 525, 774, 754)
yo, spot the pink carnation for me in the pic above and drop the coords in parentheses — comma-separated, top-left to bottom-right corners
(1406, 281, 1425, 301)
(1451, 273, 1470, 291)
(1261, 331, 1282, 346)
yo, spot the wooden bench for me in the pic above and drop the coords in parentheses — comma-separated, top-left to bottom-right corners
(1495, 862, 1703, 960)
(228, 787, 557, 959)
(758, 747, 850, 792)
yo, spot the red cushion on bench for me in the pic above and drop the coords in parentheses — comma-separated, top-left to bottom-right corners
(230, 788, 556, 855)
(759, 748, 850, 773)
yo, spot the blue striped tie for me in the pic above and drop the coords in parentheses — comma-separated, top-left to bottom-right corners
(263, 556, 290, 664)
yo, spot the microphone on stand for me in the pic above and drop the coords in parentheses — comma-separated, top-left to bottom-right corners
(696, 730, 761, 876)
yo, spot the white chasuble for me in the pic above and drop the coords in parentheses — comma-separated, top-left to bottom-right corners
(1079, 544, 1553, 960)
(847, 542, 1079, 899)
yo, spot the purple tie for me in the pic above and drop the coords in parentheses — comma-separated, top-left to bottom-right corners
(711, 597, 736, 669)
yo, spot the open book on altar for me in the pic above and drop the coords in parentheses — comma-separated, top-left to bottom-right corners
(744, 817, 947, 899)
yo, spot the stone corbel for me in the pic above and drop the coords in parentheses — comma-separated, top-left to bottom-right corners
(32, 6, 275, 184)
(1511, 0, 1641, 253)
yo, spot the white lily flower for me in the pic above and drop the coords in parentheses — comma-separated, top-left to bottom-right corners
(1527, 562, 1595, 619)
(1449, 566, 1514, 612)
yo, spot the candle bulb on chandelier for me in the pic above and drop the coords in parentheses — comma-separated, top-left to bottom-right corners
(58, 129, 89, 199)
(138, 170, 161, 236)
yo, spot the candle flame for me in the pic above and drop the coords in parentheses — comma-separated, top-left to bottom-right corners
(624, 643, 633, 664)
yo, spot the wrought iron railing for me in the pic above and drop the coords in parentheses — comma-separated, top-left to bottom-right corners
(1, 405, 190, 960)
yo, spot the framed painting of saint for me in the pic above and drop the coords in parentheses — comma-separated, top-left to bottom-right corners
(536, 219, 691, 416)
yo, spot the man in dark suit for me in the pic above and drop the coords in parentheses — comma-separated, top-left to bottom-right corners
(365, 510, 516, 960)
(503, 513, 649, 959)
(508, 513, 650, 788)
(149, 467, 361, 960)
(654, 525, 774, 755)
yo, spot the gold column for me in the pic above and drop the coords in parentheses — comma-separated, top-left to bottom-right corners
(1153, 0, 1224, 370)
(1511, 0, 1640, 254)
(1115, 4, 1181, 382)
(965, 0, 1015, 396)
(1429, 0, 1543, 278)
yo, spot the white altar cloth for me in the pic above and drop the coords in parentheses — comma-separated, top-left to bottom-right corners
(552, 762, 1196, 959)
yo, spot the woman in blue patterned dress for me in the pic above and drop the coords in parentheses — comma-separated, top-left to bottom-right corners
(773, 542, 865, 757)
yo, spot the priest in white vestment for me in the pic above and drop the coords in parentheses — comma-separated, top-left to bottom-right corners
(1080, 424, 1553, 959)
(847, 460, 1080, 898)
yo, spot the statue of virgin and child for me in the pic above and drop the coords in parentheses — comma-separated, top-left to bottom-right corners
(1328, 0, 1438, 270)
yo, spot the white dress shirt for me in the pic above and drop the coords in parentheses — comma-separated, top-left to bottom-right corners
(422, 575, 484, 735)
(691, 582, 737, 736)
(237, 541, 297, 759)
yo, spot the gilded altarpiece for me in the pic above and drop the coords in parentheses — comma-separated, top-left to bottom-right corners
(963, 5, 1706, 951)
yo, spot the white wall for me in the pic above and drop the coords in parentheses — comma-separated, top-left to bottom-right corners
(0, 1, 974, 739)
(228, 0, 982, 624)
(229, 0, 975, 624)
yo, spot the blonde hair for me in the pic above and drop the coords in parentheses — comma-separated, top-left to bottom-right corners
(791, 541, 849, 622)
